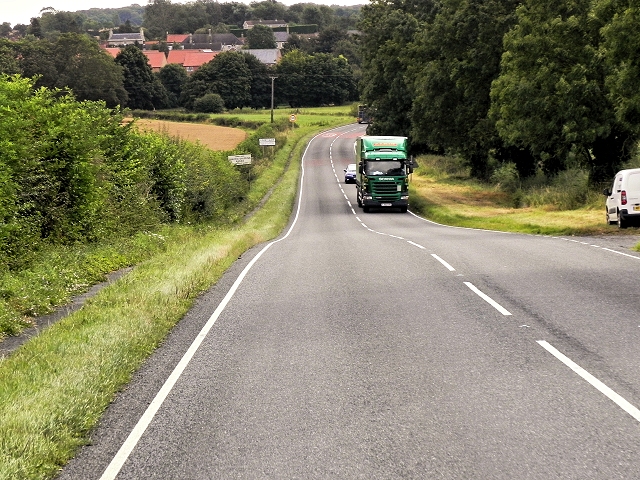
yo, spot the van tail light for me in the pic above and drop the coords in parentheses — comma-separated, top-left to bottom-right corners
(621, 190, 627, 205)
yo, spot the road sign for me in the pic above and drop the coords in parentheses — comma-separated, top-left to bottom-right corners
(228, 154, 252, 165)
(289, 114, 297, 122)
(259, 138, 276, 146)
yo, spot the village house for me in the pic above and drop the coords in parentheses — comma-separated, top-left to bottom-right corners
(106, 28, 146, 47)
(242, 19, 288, 30)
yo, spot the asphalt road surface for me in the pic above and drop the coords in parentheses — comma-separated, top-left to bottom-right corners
(59, 124, 640, 479)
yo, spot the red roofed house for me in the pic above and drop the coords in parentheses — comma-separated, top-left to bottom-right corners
(167, 50, 217, 73)
(142, 50, 168, 72)
(167, 34, 190, 45)
(102, 47, 168, 72)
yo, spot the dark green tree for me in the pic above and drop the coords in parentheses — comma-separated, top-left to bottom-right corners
(181, 51, 251, 110)
(0, 41, 20, 74)
(597, 0, 640, 144)
(158, 62, 188, 108)
(115, 45, 166, 109)
(250, 1, 288, 21)
(246, 24, 277, 49)
(243, 52, 272, 109)
(408, 0, 523, 178)
(275, 50, 355, 107)
(490, 0, 632, 180)
(52, 33, 127, 107)
(315, 25, 347, 54)
(359, 1, 421, 139)
(27, 17, 43, 38)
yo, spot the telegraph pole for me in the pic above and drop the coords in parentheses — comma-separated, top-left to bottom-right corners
(269, 76, 277, 123)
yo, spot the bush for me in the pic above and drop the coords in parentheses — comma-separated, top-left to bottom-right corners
(192, 93, 225, 114)
(491, 162, 520, 193)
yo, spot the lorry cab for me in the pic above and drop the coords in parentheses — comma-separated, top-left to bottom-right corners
(355, 136, 412, 213)
(604, 168, 640, 228)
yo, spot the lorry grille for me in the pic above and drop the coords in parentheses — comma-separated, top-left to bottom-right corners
(371, 182, 398, 195)
(371, 181, 400, 197)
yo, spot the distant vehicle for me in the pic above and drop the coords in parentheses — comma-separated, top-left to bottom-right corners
(604, 168, 640, 228)
(344, 163, 357, 183)
(357, 105, 370, 124)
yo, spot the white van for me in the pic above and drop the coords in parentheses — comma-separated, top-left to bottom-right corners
(604, 168, 640, 228)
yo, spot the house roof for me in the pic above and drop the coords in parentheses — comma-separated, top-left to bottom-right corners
(243, 20, 288, 29)
(274, 32, 289, 42)
(244, 49, 281, 65)
(142, 50, 168, 69)
(167, 34, 189, 44)
(102, 47, 167, 69)
(103, 47, 121, 58)
(167, 50, 217, 69)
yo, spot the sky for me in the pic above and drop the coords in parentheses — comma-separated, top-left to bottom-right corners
(1, 0, 366, 27)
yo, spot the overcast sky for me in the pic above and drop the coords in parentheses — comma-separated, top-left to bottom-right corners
(2, 0, 366, 28)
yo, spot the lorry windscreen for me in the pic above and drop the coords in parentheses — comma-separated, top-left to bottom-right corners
(365, 160, 404, 176)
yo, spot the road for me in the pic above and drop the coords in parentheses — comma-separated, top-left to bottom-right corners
(60, 124, 640, 479)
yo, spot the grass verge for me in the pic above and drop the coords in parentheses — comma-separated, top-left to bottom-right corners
(0, 119, 347, 479)
(409, 161, 640, 246)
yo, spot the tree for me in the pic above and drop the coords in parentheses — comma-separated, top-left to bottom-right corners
(115, 45, 167, 109)
(315, 26, 347, 54)
(158, 63, 188, 108)
(275, 50, 356, 107)
(490, 0, 633, 180)
(408, 0, 523, 178)
(181, 51, 252, 110)
(246, 24, 277, 49)
(250, 1, 288, 21)
(52, 33, 127, 107)
(243, 52, 272, 109)
(359, 1, 422, 139)
(597, 0, 640, 139)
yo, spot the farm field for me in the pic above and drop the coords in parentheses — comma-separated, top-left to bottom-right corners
(128, 118, 247, 150)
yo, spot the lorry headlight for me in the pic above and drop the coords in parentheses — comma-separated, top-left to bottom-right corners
(401, 195, 409, 200)
(365, 195, 372, 200)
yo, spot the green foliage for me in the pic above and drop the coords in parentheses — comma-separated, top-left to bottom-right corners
(115, 45, 167, 110)
(408, 0, 521, 176)
(158, 63, 188, 108)
(246, 24, 277, 49)
(275, 50, 356, 107)
(359, 1, 423, 139)
(192, 93, 225, 113)
(181, 51, 252, 111)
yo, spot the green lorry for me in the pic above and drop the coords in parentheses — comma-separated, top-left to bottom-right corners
(355, 136, 412, 213)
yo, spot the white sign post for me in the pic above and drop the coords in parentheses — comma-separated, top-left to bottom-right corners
(259, 138, 276, 146)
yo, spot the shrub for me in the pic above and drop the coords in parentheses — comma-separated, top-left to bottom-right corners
(192, 93, 225, 113)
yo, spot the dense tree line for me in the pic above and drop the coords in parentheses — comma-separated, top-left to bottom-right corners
(359, 0, 640, 182)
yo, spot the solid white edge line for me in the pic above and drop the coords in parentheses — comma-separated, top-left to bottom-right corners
(537, 340, 640, 423)
(463, 282, 512, 316)
(602, 248, 640, 260)
(431, 254, 456, 271)
(99, 126, 322, 480)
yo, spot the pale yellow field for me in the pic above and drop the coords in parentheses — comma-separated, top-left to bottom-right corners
(127, 119, 247, 151)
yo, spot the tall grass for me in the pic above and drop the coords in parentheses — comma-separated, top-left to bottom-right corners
(410, 154, 625, 235)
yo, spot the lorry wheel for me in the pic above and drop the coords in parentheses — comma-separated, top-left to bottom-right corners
(400, 206, 407, 213)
